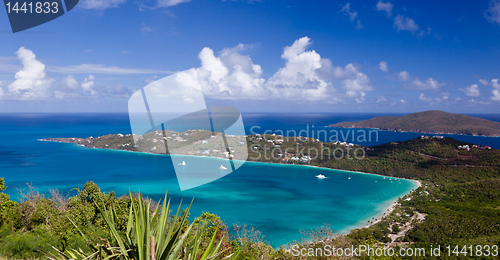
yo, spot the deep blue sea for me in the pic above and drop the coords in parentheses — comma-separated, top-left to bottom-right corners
(1, 113, 499, 247)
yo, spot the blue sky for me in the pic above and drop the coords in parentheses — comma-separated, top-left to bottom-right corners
(0, 0, 499, 113)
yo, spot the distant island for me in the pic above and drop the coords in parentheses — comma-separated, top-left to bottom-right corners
(328, 110, 500, 137)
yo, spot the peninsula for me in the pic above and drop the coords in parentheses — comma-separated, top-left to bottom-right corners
(328, 110, 500, 136)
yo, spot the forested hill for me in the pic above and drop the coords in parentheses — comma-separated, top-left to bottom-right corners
(328, 110, 500, 136)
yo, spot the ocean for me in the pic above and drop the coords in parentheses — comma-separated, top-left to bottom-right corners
(0, 113, 499, 246)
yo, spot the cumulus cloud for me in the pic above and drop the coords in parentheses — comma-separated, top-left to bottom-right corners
(492, 78, 500, 88)
(268, 37, 371, 100)
(377, 96, 387, 103)
(492, 79, 500, 101)
(0, 86, 3, 97)
(80, 0, 126, 9)
(379, 61, 388, 72)
(54, 91, 77, 99)
(192, 44, 266, 99)
(400, 99, 405, 103)
(440, 92, 450, 100)
(157, 0, 190, 7)
(7, 47, 54, 100)
(394, 15, 419, 33)
(485, 0, 500, 25)
(340, 64, 373, 99)
(460, 84, 480, 97)
(176, 37, 372, 102)
(405, 77, 444, 90)
(397, 71, 410, 81)
(62, 75, 79, 90)
(82, 75, 96, 95)
(492, 90, 500, 101)
(419, 93, 433, 103)
(340, 3, 364, 29)
(376, 1, 393, 17)
(479, 79, 489, 85)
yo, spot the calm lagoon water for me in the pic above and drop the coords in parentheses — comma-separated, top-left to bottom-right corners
(1, 113, 498, 246)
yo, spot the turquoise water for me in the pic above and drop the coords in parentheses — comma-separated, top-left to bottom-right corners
(4, 113, 487, 246)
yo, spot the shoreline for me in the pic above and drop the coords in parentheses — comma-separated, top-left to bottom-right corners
(40, 138, 421, 246)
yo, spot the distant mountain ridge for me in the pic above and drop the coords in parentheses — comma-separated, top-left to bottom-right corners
(328, 110, 500, 137)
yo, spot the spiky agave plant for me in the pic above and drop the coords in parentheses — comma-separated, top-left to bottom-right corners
(50, 190, 239, 260)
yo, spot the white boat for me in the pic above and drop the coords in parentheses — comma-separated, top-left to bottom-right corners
(316, 174, 327, 179)
(348, 177, 351, 180)
(219, 165, 227, 170)
(178, 161, 186, 166)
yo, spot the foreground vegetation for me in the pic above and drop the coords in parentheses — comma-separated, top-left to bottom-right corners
(2, 135, 500, 259)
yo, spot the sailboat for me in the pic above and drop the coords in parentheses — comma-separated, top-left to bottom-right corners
(219, 165, 227, 170)
(348, 176, 351, 180)
(178, 161, 186, 166)
(316, 174, 327, 179)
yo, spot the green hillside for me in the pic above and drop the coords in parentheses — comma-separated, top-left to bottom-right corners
(329, 110, 500, 136)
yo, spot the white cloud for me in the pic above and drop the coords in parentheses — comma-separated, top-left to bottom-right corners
(394, 15, 420, 33)
(49, 64, 173, 75)
(405, 77, 444, 90)
(479, 79, 489, 85)
(341, 3, 357, 22)
(79, 0, 126, 9)
(157, 0, 190, 7)
(419, 93, 433, 103)
(376, 1, 393, 17)
(379, 61, 388, 72)
(7, 47, 54, 100)
(82, 75, 96, 95)
(177, 37, 372, 102)
(492, 89, 500, 101)
(54, 91, 77, 99)
(492, 78, 500, 88)
(62, 75, 79, 90)
(460, 84, 480, 97)
(340, 3, 363, 29)
(397, 71, 410, 81)
(267, 37, 371, 100)
(377, 95, 387, 103)
(340, 64, 373, 100)
(485, 0, 500, 25)
(192, 44, 266, 99)
(492, 79, 500, 101)
(0, 86, 3, 97)
(400, 99, 405, 103)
